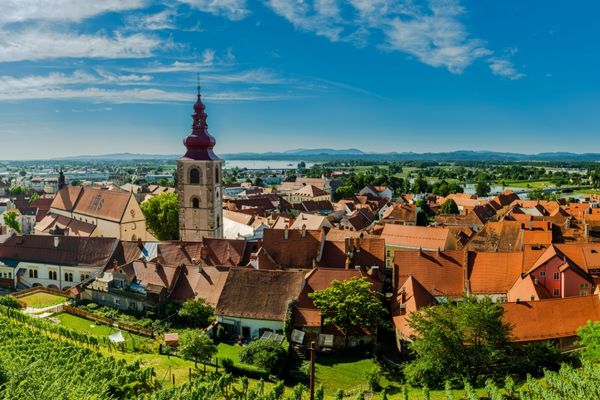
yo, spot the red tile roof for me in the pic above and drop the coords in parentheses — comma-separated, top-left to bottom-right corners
(382, 224, 450, 251)
(502, 295, 600, 341)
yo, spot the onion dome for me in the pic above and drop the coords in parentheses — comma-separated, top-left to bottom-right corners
(182, 82, 220, 161)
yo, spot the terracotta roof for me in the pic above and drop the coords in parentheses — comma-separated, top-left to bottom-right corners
(290, 213, 331, 230)
(155, 239, 252, 267)
(216, 268, 304, 321)
(343, 208, 376, 231)
(391, 275, 435, 339)
(507, 274, 552, 302)
(0, 235, 119, 267)
(260, 228, 324, 268)
(118, 260, 181, 293)
(381, 203, 416, 223)
(295, 178, 328, 190)
(300, 200, 333, 212)
(468, 221, 553, 252)
(50, 186, 83, 211)
(293, 184, 328, 197)
(502, 295, 600, 341)
(382, 224, 450, 251)
(73, 187, 132, 222)
(394, 250, 466, 297)
(169, 265, 230, 306)
(318, 237, 385, 269)
(468, 251, 524, 294)
(223, 209, 254, 225)
(295, 268, 380, 326)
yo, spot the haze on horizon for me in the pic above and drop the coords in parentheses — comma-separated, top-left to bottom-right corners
(1, 0, 599, 160)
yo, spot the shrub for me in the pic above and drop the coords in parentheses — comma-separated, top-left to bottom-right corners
(85, 302, 98, 310)
(239, 339, 286, 374)
(366, 366, 381, 392)
(178, 298, 214, 328)
(221, 357, 234, 373)
(0, 295, 21, 309)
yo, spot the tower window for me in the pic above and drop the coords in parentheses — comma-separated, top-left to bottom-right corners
(190, 168, 200, 184)
(215, 167, 219, 183)
(192, 197, 200, 209)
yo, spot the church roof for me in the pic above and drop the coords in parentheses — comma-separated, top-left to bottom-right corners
(181, 84, 220, 161)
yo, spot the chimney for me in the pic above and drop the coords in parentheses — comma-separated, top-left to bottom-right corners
(53, 236, 60, 248)
(565, 218, 571, 229)
(585, 223, 590, 239)
(301, 224, 307, 238)
(284, 224, 289, 240)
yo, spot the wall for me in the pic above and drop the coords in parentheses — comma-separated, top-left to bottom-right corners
(217, 315, 283, 339)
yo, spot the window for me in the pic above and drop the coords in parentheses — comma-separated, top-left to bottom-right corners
(29, 269, 38, 279)
(64, 272, 73, 282)
(553, 288, 559, 297)
(49, 270, 57, 280)
(215, 167, 219, 183)
(114, 298, 121, 306)
(80, 273, 90, 282)
(553, 272, 560, 280)
(539, 271, 546, 277)
(189, 168, 200, 184)
(581, 283, 589, 289)
(192, 197, 200, 209)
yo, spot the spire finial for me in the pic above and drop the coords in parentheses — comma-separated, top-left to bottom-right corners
(196, 73, 200, 96)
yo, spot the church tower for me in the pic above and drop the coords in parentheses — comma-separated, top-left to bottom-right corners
(177, 83, 223, 240)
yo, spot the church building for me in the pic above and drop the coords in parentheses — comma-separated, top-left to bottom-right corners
(177, 86, 223, 240)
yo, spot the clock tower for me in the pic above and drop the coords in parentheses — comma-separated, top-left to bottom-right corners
(177, 84, 223, 240)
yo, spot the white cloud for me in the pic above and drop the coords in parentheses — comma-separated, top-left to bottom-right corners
(126, 8, 178, 31)
(0, 0, 145, 25)
(264, 0, 523, 77)
(267, 0, 343, 41)
(0, 29, 163, 62)
(178, 0, 249, 21)
(488, 57, 525, 80)
(202, 48, 216, 64)
(0, 71, 298, 103)
(95, 69, 154, 84)
(128, 61, 217, 73)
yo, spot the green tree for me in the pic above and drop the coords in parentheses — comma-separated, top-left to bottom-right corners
(9, 185, 26, 195)
(178, 330, 217, 368)
(253, 177, 264, 187)
(141, 192, 179, 240)
(416, 210, 429, 226)
(411, 176, 429, 194)
(404, 296, 511, 388)
(28, 192, 40, 204)
(3, 211, 21, 233)
(475, 180, 491, 197)
(440, 199, 459, 215)
(239, 339, 286, 374)
(528, 187, 545, 200)
(577, 320, 600, 363)
(309, 277, 387, 348)
(335, 185, 355, 200)
(178, 298, 215, 328)
(0, 295, 21, 309)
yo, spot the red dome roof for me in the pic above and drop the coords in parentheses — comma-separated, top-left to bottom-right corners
(182, 90, 220, 161)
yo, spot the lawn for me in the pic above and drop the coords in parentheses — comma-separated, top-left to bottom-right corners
(19, 292, 68, 308)
(496, 180, 553, 189)
(55, 312, 159, 352)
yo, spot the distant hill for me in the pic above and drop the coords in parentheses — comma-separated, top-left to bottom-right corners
(47, 149, 600, 162)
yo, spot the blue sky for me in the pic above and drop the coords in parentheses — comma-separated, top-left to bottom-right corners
(0, 0, 599, 159)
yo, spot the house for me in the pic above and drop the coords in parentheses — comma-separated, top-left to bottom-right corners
(380, 203, 417, 225)
(393, 250, 466, 299)
(435, 204, 496, 231)
(359, 185, 393, 200)
(0, 235, 122, 290)
(391, 275, 435, 352)
(294, 267, 383, 349)
(288, 185, 330, 204)
(249, 228, 325, 270)
(215, 268, 305, 339)
(340, 208, 376, 231)
(290, 213, 332, 231)
(169, 265, 230, 306)
(502, 294, 600, 351)
(318, 236, 385, 271)
(223, 209, 269, 240)
(42, 186, 149, 241)
(82, 260, 182, 313)
(467, 221, 554, 252)
(153, 239, 255, 268)
(381, 224, 461, 268)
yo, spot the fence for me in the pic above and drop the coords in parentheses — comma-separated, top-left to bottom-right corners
(13, 286, 71, 299)
(63, 305, 155, 337)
